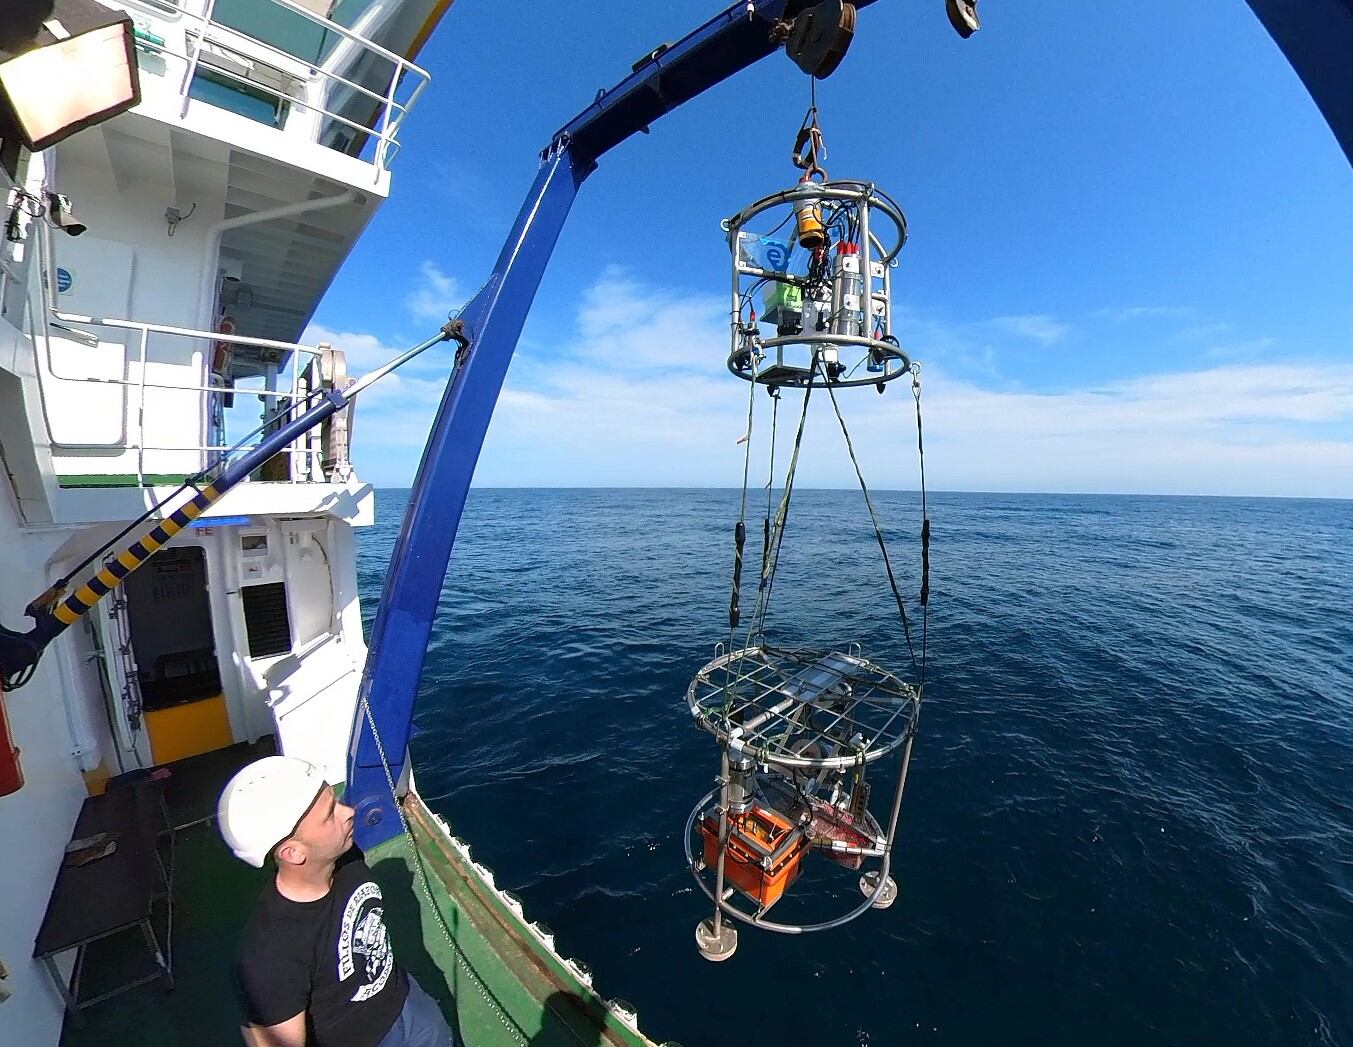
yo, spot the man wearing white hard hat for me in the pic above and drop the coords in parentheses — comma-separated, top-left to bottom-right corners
(219, 756, 455, 1047)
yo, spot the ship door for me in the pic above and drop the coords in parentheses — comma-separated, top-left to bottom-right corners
(123, 546, 233, 765)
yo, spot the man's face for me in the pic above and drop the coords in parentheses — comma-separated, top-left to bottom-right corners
(284, 786, 355, 865)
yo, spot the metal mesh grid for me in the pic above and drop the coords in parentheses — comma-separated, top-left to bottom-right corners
(687, 645, 917, 770)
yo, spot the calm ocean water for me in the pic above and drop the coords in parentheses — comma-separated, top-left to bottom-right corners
(356, 488, 1353, 1047)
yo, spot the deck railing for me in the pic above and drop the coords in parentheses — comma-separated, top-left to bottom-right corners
(33, 294, 349, 493)
(44, 310, 338, 488)
(115, 0, 431, 176)
(18, 192, 352, 492)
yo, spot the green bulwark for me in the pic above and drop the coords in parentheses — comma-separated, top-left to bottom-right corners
(61, 768, 659, 1046)
(376, 800, 657, 1046)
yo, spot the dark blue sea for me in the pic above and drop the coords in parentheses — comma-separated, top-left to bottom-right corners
(356, 489, 1353, 1047)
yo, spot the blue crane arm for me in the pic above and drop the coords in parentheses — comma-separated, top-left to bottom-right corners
(555, 0, 878, 166)
(347, 0, 879, 846)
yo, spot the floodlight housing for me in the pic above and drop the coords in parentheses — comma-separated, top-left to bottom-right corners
(0, 0, 142, 153)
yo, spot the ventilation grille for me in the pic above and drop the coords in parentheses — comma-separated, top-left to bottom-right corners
(241, 582, 292, 659)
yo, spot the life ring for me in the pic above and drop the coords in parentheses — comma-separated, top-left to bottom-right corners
(212, 315, 236, 378)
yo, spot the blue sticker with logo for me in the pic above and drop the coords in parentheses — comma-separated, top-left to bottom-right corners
(56, 267, 73, 293)
(738, 233, 792, 274)
(757, 238, 791, 272)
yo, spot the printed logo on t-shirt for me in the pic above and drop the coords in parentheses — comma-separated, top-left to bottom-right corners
(336, 881, 394, 1003)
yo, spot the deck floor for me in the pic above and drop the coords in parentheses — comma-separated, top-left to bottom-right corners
(59, 745, 656, 1047)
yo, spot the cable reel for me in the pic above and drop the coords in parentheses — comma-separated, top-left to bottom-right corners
(690, 114, 931, 961)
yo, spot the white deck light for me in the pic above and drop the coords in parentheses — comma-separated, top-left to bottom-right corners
(0, 0, 141, 153)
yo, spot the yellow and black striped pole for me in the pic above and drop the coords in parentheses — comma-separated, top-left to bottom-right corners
(45, 483, 224, 630)
(1, 325, 457, 687)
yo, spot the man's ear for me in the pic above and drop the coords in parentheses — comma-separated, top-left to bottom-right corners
(275, 837, 307, 867)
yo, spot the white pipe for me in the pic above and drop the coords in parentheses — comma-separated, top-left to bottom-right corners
(320, 0, 400, 77)
(195, 188, 362, 336)
(194, 188, 359, 470)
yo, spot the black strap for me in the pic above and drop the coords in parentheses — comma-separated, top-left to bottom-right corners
(820, 365, 918, 677)
(729, 521, 746, 629)
(747, 356, 818, 643)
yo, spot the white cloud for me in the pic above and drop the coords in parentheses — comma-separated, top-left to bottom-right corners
(832, 361, 1353, 497)
(404, 261, 461, 322)
(1097, 305, 1199, 322)
(301, 323, 402, 371)
(570, 265, 730, 375)
(1205, 337, 1277, 361)
(984, 314, 1071, 344)
(318, 268, 1353, 496)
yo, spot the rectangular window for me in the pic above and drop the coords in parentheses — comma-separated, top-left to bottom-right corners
(188, 68, 288, 128)
(241, 582, 292, 658)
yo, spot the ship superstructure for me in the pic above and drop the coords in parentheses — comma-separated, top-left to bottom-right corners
(1, 0, 434, 1037)
(2, 2, 671, 1040)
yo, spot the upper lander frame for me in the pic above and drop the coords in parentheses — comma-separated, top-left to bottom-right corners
(724, 179, 913, 389)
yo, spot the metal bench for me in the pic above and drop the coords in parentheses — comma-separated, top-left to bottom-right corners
(32, 778, 174, 1025)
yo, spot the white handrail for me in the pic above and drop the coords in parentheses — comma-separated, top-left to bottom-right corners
(38, 308, 337, 486)
(176, 0, 219, 117)
(53, 310, 326, 357)
(117, 0, 432, 172)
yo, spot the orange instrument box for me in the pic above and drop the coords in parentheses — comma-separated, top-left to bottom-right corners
(700, 803, 808, 911)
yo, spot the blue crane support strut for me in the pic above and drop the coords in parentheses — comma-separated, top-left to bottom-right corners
(346, 0, 881, 846)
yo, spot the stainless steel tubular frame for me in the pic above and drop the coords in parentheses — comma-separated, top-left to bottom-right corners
(682, 787, 894, 934)
(687, 646, 919, 769)
(726, 180, 911, 389)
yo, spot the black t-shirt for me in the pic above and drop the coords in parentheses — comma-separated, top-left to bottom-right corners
(235, 855, 409, 1047)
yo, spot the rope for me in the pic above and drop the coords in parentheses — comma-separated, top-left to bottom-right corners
(819, 361, 919, 678)
(727, 336, 761, 642)
(912, 368, 930, 697)
(745, 353, 818, 645)
(761, 388, 780, 579)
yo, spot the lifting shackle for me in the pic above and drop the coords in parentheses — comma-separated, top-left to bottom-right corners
(792, 106, 828, 181)
(791, 106, 829, 249)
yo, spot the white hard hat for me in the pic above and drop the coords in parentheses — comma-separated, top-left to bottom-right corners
(218, 756, 326, 867)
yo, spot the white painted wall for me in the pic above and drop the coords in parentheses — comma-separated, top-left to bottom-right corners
(41, 235, 132, 447)
(0, 486, 90, 1043)
(205, 514, 368, 785)
(38, 135, 225, 482)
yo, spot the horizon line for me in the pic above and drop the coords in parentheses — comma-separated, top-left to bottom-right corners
(360, 485, 1352, 503)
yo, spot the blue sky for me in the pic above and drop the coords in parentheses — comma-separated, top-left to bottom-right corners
(305, 0, 1353, 496)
